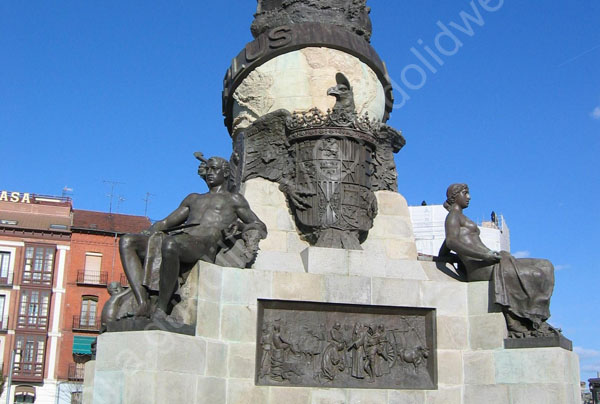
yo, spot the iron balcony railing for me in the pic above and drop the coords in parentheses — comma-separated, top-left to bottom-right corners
(72, 315, 100, 332)
(0, 272, 14, 286)
(0, 316, 9, 331)
(68, 363, 85, 381)
(76, 270, 108, 286)
(120, 273, 129, 287)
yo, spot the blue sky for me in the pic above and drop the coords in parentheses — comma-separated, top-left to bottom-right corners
(1, 1, 599, 381)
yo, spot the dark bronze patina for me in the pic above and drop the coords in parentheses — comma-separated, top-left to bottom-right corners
(233, 74, 404, 249)
(439, 184, 565, 344)
(252, 0, 373, 41)
(104, 154, 267, 334)
(100, 281, 134, 332)
(256, 300, 437, 389)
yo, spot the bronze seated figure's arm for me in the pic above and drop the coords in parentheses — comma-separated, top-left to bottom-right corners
(143, 199, 192, 235)
(444, 213, 500, 263)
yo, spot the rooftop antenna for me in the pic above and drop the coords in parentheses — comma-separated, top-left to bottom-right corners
(116, 196, 126, 213)
(143, 192, 155, 217)
(103, 180, 124, 214)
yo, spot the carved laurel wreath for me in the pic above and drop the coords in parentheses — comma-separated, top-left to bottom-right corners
(286, 107, 378, 133)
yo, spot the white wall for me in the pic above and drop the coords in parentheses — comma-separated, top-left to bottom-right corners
(408, 205, 510, 256)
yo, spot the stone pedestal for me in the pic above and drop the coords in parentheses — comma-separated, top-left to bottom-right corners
(84, 181, 580, 404)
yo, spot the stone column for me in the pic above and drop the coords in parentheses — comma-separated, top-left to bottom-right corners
(222, 1, 393, 136)
(222, 1, 416, 254)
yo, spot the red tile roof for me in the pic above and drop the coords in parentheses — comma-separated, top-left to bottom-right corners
(72, 210, 151, 234)
(0, 200, 72, 232)
(0, 212, 71, 232)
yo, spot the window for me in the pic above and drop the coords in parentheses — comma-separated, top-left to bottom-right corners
(17, 289, 51, 330)
(0, 219, 18, 225)
(22, 245, 55, 286)
(0, 251, 10, 279)
(71, 392, 82, 404)
(13, 385, 36, 402)
(13, 335, 46, 381)
(14, 394, 35, 403)
(0, 295, 6, 329)
(79, 296, 98, 329)
(83, 253, 102, 284)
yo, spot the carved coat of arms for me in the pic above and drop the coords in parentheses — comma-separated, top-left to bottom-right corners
(233, 73, 405, 249)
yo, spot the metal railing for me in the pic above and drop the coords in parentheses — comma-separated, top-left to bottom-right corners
(76, 270, 108, 286)
(72, 315, 100, 332)
(0, 272, 14, 286)
(120, 273, 129, 287)
(68, 363, 85, 381)
(0, 316, 9, 331)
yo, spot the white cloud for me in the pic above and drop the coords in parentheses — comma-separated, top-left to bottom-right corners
(555, 264, 571, 271)
(575, 347, 600, 374)
(575, 347, 600, 358)
(591, 106, 600, 120)
(513, 250, 530, 258)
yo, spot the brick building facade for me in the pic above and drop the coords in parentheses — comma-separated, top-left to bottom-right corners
(0, 191, 149, 404)
(0, 192, 72, 404)
(56, 210, 149, 401)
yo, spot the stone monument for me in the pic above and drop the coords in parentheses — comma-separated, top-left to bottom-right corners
(83, 2, 581, 403)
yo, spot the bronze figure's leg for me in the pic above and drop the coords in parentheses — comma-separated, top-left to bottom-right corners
(119, 234, 151, 316)
(155, 233, 220, 313)
(156, 236, 182, 313)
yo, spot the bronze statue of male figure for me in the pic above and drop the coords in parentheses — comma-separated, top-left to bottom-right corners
(119, 153, 267, 319)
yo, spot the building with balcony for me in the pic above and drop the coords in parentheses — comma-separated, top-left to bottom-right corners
(0, 191, 72, 404)
(0, 192, 150, 404)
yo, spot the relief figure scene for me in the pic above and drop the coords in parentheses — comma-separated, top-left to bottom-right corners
(257, 301, 436, 389)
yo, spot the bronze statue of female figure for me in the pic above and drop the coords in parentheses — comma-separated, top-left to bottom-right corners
(440, 183, 557, 338)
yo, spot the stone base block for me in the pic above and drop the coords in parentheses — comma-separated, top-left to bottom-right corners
(89, 331, 208, 404)
(507, 382, 580, 404)
(301, 246, 348, 274)
(463, 383, 579, 404)
(494, 347, 580, 385)
(469, 313, 508, 350)
(82, 361, 96, 404)
(86, 257, 581, 404)
(467, 281, 502, 315)
(301, 246, 427, 279)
